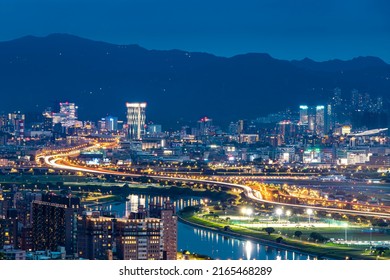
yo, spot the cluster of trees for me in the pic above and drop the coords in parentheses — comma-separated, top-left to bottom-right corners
(371, 219, 389, 227)
(373, 246, 389, 256)
(263, 227, 275, 235)
(309, 232, 329, 243)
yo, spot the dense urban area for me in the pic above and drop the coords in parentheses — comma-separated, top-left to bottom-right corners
(1, 87, 390, 260)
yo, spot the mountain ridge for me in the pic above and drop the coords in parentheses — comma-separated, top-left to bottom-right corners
(0, 34, 389, 127)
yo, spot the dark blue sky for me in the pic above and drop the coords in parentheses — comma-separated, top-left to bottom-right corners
(1, 0, 389, 62)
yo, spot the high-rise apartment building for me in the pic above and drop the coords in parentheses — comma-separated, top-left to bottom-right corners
(77, 212, 114, 260)
(149, 199, 177, 260)
(126, 102, 147, 140)
(0, 210, 18, 249)
(77, 199, 176, 260)
(32, 194, 81, 255)
(115, 217, 163, 260)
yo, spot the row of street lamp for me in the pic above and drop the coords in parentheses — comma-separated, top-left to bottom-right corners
(275, 208, 313, 223)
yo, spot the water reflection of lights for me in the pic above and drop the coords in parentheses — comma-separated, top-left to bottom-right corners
(245, 241, 252, 260)
(276, 255, 282, 260)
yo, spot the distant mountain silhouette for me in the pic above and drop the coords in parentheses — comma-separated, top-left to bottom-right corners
(0, 34, 389, 127)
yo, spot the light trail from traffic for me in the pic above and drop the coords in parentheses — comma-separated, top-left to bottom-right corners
(39, 146, 390, 219)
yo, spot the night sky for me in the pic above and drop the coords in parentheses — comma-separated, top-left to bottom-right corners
(0, 0, 389, 62)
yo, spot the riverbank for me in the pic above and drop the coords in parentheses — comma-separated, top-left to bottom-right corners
(178, 210, 385, 260)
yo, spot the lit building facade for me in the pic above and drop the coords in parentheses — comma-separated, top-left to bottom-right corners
(105, 116, 118, 132)
(315, 106, 325, 136)
(126, 102, 147, 140)
(149, 200, 177, 260)
(77, 212, 114, 260)
(299, 105, 331, 136)
(115, 218, 163, 260)
(299, 105, 308, 124)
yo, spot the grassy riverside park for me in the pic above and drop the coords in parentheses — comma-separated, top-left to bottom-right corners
(178, 206, 390, 260)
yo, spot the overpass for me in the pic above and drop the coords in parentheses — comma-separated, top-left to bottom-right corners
(40, 151, 390, 219)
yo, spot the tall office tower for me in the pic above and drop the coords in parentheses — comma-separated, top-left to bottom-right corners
(277, 120, 296, 144)
(299, 106, 308, 124)
(315, 106, 325, 136)
(60, 102, 77, 120)
(56, 102, 78, 127)
(115, 218, 163, 260)
(105, 116, 118, 132)
(237, 120, 246, 134)
(147, 124, 162, 136)
(43, 116, 53, 131)
(32, 194, 81, 255)
(8, 111, 25, 138)
(149, 199, 177, 260)
(307, 106, 316, 132)
(197, 117, 214, 136)
(228, 122, 239, 135)
(325, 104, 333, 133)
(77, 212, 114, 260)
(126, 102, 147, 140)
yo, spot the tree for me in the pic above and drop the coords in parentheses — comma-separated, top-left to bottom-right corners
(0, 252, 4, 260)
(224, 226, 231, 231)
(276, 237, 284, 243)
(309, 232, 329, 243)
(374, 247, 389, 256)
(294, 231, 303, 238)
(263, 227, 275, 235)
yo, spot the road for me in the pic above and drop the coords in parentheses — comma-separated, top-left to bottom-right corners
(38, 146, 390, 219)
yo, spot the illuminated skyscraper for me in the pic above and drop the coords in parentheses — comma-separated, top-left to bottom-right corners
(299, 105, 329, 135)
(315, 106, 325, 136)
(51, 102, 79, 128)
(105, 116, 118, 132)
(299, 106, 308, 124)
(59, 102, 78, 127)
(8, 111, 25, 138)
(126, 103, 147, 140)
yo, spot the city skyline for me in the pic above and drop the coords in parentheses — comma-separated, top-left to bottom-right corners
(1, 0, 390, 263)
